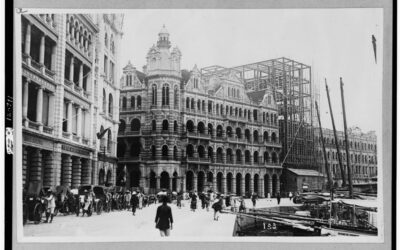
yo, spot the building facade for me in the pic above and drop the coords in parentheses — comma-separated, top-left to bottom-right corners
(118, 26, 282, 197)
(21, 14, 123, 191)
(315, 127, 378, 188)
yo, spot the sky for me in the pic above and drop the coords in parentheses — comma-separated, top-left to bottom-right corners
(119, 9, 383, 133)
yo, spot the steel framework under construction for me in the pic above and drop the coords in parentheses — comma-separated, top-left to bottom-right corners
(201, 57, 317, 171)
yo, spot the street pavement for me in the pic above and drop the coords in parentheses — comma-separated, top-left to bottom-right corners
(23, 198, 295, 239)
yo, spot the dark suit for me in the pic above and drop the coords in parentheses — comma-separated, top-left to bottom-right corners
(155, 204, 173, 230)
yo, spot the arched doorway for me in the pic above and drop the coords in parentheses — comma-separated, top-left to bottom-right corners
(217, 172, 223, 193)
(99, 168, 105, 185)
(106, 169, 112, 185)
(130, 168, 141, 188)
(197, 171, 205, 192)
(149, 171, 156, 189)
(272, 174, 278, 197)
(245, 173, 251, 196)
(186, 171, 194, 191)
(227, 172, 233, 193)
(254, 174, 259, 195)
(264, 174, 270, 197)
(160, 171, 170, 190)
(172, 172, 178, 191)
(236, 173, 242, 196)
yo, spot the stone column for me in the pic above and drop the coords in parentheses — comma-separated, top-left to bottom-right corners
(62, 154, 72, 187)
(92, 160, 97, 185)
(22, 79, 29, 126)
(76, 106, 82, 138)
(67, 101, 73, 134)
(39, 34, 45, 66)
(259, 178, 264, 197)
(276, 175, 281, 194)
(30, 149, 42, 183)
(241, 176, 245, 196)
(69, 56, 74, 82)
(182, 176, 186, 192)
(250, 176, 254, 194)
(156, 176, 160, 190)
(79, 63, 83, 88)
(222, 177, 227, 194)
(72, 157, 82, 188)
(36, 86, 43, 127)
(213, 176, 217, 192)
(81, 159, 91, 185)
(268, 175, 273, 197)
(71, 25, 75, 42)
(193, 174, 198, 192)
(169, 178, 173, 191)
(24, 22, 31, 61)
(43, 152, 55, 187)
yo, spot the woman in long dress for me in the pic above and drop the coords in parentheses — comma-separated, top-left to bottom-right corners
(138, 193, 143, 209)
(190, 192, 197, 212)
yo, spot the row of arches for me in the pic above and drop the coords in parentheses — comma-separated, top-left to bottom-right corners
(317, 136, 376, 152)
(66, 15, 93, 52)
(318, 150, 377, 165)
(185, 120, 278, 143)
(121, 95, 142, 109)
(125, 168, 281, 197)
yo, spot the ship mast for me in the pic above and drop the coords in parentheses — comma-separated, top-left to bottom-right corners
(315, 101, 333, 191)
(325, 79, 347, 186)
(340, 77, 354, 198)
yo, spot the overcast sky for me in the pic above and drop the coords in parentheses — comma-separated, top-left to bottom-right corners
(119, 9, 382, 133)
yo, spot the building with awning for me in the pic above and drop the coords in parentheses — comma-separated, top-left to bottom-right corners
(282, 168, 325, 193)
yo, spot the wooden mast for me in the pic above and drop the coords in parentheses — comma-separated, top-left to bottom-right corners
(325, 79, 347, 186)
(340, 77, 354, 198)
(315, 101, 333, 190)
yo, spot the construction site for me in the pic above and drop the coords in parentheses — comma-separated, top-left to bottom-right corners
(201, 57, 318, 192)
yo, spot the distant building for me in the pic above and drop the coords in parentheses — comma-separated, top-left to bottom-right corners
(315, 127, 378, 188)
(21, 14, 123, 190)
(118, 26, 282, 197)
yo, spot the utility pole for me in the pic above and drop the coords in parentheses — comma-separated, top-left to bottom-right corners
(325, 79, 347, 186)
(340, 78, 354, 198)
(315, 101, 333, 191)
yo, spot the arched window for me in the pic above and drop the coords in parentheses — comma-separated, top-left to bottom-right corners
(254, 151, 259, 163)
(162, 145, 169, 160)
(264, 152, 269, 163)
(197, 122, 205, 134)
(253, 130, 259, 142)
(236, 149, 242, 162)
(122, 97, 127, 109)
(107, 130, 112, 152)
(131, 118, 140, 131)
(197, 100, 201, 111)
(186, 144, 194, 158)
(152, 120, 156, 131)
(173, 146, 178, 160)
(186, 120, 194, 132)
(263, 131, 269, 142)
(162, 83, 169, 106)
(186, 97, 190, 109)
(137, 95, 142, 109)
(118, 119, 126, 133)
(108, 93, 113, 116)
(174, 86, 179, 109)
(198, 145, 205, 158)
(245, 150, 250, 163)
(152, 84, 157, 106)
(130, 96, 135, 108)
(236, 128, 242, 139)
(226, 126, 233, 137)
(174, 121, 178, 132)
(191, 98, 195, 109)
(151, 145, 156, 160)
(216, 125, 223, 138)
(162, 120, 169, 131)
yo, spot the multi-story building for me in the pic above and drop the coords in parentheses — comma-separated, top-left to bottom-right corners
(21, 13, 123, 190)
(117, 26, 282, 197)
(315, 127, 378, 188)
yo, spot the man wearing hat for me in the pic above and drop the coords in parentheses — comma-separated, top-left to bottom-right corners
(130, 191, 139, 216)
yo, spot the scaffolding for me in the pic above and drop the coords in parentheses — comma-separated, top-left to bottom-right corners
(201, 57, 317, 170)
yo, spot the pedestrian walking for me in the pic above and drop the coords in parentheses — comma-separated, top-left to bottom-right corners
(138, 192, 143, 209)
(176, 191, 182, 208)
(190, 191, 197, 212)
(204, 192, 210, 212)
(239, 197, 246, 213)
(225, 194, 231, 207)
(130, 191, 139, 215)
(289, 191, 293, 201)
(251, 192, 258, 208)
(276, 192, 281, 205)
(267, 192, 271, 202)
(155, 196, 173, 237)
(212, 196, 223, 221)
(200, 192, 206, 209)
(44, 190, 56, 223)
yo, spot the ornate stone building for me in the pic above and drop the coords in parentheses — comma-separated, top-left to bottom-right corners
(21, 14, 123, 190)
(118, 26, 282, 197)
(315, 127, 378, 187)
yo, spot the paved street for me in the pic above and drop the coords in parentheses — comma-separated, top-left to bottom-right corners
(23, 198, 296, 238)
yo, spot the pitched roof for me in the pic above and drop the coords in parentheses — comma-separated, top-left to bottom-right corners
(287, 168, 323, 177)
(135, 70, 146, 82)
(247, 90, 267, 103)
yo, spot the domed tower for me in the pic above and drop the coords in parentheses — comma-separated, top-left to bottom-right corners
(143, 25, 183, 194)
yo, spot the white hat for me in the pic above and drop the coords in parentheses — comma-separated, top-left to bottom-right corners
(132, 191, 137, 195)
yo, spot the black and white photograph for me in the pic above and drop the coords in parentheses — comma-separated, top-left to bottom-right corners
(9, 3, 394, 249)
